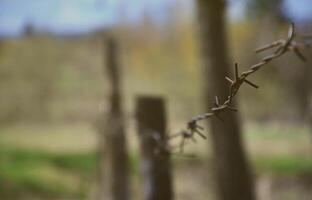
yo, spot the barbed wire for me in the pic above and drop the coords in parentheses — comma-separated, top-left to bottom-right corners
(171, 23, 312, 153)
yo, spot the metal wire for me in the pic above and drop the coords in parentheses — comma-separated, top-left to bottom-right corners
(172, 23, 311, 153)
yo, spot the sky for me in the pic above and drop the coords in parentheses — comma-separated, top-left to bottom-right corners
(0, 0, 311, 36)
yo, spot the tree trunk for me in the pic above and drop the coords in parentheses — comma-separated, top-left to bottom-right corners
(99, 37, 130, 200)
(196, 1, 256, 200)
(293, 61, 311, 121)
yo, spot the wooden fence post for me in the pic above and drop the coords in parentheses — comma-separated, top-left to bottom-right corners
(136, 96, 174, 200)
(99, 37, 130, 200)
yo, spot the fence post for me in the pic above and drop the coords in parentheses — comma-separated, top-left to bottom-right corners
(99, 37, 130, 200)
(136, 96, 174, 200)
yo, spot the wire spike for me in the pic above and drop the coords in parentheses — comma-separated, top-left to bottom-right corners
(195, 129, 207, 139)
(211, 106, 226, 112)
(195, 124, 204, 130)
(234, 62, 239, 80)
(288, 22, 295, 40)
(225, 76, 234, 84)
(254, 40, 283, 53)
(180, 137, 185, 154)
(274, 44, 284, 54)
(215, 96, 219, 106)
(293, 47, 307, 62)
(203, 113, 214, 119)
(227, 106, 238, 112)
(244, 79, 259, 89)
(214, 114, 224, 122)
(280, 22, 295, 54)
(191, 136, 197, 143)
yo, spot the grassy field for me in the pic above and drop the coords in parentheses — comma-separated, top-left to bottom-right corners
(0, 122, 311, 199)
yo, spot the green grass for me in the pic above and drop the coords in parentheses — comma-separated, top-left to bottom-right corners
(0, 148, 97, 199)
(253, 155, 312, 175)
(0, 147, 141, 199)
(0, 148, 98, 173)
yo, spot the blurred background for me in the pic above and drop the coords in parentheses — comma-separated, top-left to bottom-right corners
(0, 0, 312, 199)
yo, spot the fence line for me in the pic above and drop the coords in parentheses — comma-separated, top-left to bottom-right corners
(170, 23, 312, 153)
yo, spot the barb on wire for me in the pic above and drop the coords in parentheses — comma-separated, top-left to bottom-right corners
(170, 22, 311, 154)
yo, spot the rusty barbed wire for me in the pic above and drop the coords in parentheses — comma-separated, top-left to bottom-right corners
(171, 23, 312, 153)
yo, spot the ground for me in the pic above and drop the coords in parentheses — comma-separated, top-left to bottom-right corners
(0, 121, 311, 200)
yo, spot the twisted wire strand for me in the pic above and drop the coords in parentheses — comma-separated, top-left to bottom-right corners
(172, 23, 311, 153)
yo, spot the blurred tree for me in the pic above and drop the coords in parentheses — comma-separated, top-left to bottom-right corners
(23, 22, 36, 37)
(0, 38, 2, 57)
(245, 0, 287, 22)
(98, 37, 130, 200)
(196, 0, 255, 200)
(295, 55, 311, 120)
(277, 29, 312, 121)
(287, 25, 312, 122)
(245, 0, 286, 49)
